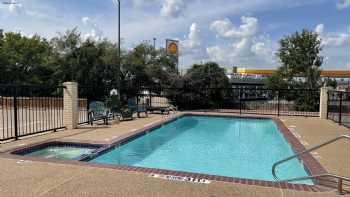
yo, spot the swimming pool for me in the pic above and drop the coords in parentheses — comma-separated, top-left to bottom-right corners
(89, 115, 312, 184)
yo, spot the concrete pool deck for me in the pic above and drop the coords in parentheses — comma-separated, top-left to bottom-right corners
(0, 113, 349, 197)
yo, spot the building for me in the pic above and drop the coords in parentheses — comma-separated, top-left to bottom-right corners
(227, 67, 350, 88)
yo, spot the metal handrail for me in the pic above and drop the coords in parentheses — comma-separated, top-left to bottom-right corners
(272, 135, 350, 194)
(276, 174, 350, 195)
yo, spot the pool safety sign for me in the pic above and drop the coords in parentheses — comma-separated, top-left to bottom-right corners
(149, 174, 211, 184)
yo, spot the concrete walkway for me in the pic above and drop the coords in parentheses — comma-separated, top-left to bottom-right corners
(0, 113, 349, 197)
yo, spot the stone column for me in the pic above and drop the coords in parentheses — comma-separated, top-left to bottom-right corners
(320, 87, 331, 119)
(63, 82, 78, 129)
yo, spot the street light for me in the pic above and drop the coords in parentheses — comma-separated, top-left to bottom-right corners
(112, 0, 121, 91)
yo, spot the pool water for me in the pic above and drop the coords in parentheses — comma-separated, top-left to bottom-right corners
(26, 146, 95, 160)
(90, 116, 312, 184)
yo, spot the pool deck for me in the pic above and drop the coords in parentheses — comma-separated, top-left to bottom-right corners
(0, 112, 350, 197)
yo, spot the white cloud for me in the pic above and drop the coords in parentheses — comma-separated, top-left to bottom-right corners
(207, 17, 276, 67)
(315, 24, 324, 35)
(251, 41, 275, 64)
(160, 0, 186, 18)
(81, 17, 104, 41)
(83, 29, 103, 41)
(81, 17, 90, 26)
(210, 16, 258, 39)
(315, 24, 350, 47)
(182, 23, 201, 49)
(6, 0, 23, 14)
(336, 0, 350, 10)
(180, 22, 209, 66)
(314, 24, 350, 69)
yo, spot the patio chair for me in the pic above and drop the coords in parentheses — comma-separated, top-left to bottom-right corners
(128, 98, 148, 118)
(107, 96, 135, 121)
(88, 101, 110, 125)
(108, 95, 122, 120)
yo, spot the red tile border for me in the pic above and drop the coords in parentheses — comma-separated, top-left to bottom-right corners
(0, 113, 337, 193)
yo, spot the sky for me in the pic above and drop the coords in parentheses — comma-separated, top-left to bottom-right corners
(1, 0, 350, 70)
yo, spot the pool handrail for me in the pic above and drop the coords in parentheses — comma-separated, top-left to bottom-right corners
(272, 135, 350, 194)
(275, 173, 350, 195)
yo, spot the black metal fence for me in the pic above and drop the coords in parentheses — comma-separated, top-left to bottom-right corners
(0, 85, 65, 141)
(154, 87, 320, 116)
(328, 91, 350, 128)
(81, 87, 320, 117)
(0, 84, 320, 141)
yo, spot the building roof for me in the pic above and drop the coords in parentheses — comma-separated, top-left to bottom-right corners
(235, 68, 350, 78)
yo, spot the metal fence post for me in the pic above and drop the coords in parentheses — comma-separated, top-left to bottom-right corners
(239, 88, 242, 115)
(277, 90, 280, 116)
(326, 91, 329, 120)
(339, 92, 343, 124)
(13, 87, 19, 140)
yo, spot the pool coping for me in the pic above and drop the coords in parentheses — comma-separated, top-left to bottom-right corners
(0, 113, 335, 193)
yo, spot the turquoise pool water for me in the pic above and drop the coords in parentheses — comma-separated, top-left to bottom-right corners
(26, 146, 95, 160)
(90, 116, 312, 184)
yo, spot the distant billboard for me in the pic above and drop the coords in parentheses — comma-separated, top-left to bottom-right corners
(166, 39, 179, 56)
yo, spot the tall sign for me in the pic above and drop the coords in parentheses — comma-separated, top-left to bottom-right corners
(166, 39, 180, 74)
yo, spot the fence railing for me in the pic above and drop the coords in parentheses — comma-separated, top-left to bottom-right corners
(78, 98, 89, 125)
(0, 85, 65, 141)
(328, 91, 350, 128)
(128, 87, 320, 117)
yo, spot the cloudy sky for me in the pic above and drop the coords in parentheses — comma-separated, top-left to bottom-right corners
(1, 0, 350, 70)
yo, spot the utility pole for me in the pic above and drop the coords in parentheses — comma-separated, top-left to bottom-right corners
(112, 0, 121, 92)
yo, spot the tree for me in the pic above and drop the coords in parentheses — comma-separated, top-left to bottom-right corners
(185, 62, 230, 89)
(122, 42, 177, 89)
(0, 32, 53, 84)
(177, 62, 231, 109)
(266, 29, 323, 111)
(48, 29, 121, 98)
(267, 29, 323, 90)
(50, 28, 82, 83)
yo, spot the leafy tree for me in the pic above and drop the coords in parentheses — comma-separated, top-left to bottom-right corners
(266, 29, 323, 111)
(50, 28, 82, 83)
(0, 32, 53, 85)
(267, 29, 323, 90)
(323, 78, 337, 89)
(48, 29, 121, 99)
(176, 62, 231, 109)
(122, 42, 177, 89)
(185, 62, 230, 89)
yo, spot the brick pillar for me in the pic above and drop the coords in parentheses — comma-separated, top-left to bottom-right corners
(63, 82, 78, 129)
(320, 87, 331, 119)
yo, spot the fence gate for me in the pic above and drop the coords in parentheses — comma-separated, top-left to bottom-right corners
(0, 85, 65, 141)
(328, 91, 350, 128)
